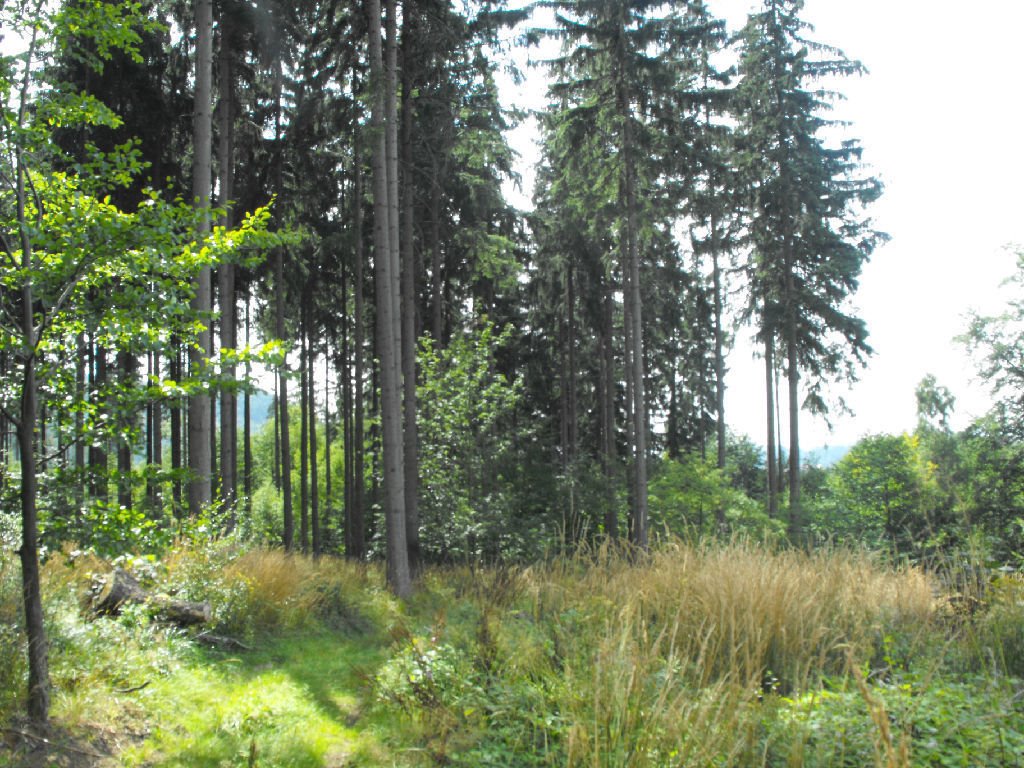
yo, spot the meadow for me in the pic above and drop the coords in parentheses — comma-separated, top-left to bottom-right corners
(2, 538, 1022, 767)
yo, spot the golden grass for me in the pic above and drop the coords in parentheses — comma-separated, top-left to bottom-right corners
(509, 539, 937, 766)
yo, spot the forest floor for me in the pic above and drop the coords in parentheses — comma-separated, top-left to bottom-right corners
(2, 627, 397, 767)
(2, 541, 1024, 767)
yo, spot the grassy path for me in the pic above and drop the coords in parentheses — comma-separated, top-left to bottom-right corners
(119, 630, 399, 767)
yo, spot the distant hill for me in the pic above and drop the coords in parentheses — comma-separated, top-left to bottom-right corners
(805, 444, 850, 467)
(237, 390, 274, 431)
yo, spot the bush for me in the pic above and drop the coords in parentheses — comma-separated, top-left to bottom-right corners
(0, 551, 26, 720)
(764, 675, 1024, 767)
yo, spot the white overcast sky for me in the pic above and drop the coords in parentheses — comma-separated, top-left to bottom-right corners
(500, 0, 1024, 451)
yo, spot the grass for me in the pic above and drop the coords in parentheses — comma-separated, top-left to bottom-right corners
(119, 631, 390, 767)
(1, 538, 1022, 767)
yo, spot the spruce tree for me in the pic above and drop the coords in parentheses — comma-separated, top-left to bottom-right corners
(735, 0, 885, 535)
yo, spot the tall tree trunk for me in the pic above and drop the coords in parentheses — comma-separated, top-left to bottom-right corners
(310, 337, 321, 556)
(367, 0, 410, 596)
(209, 337, 217, 502)
(89, 341, 108, 501)
(170, 344, 183, 518)
(243, 294, 253, 514)
(400, 9, 420, 573)
(429, 159, 443, 344)
(350, 144, 366, 560)
(273, 384, 280, 490)
(276, 276, 293, 549)
(16, 141, 50, 723)
(147, 350, 163, 512)
(711, 226, 727, 472)
(299, 308, 310, 553)
(272, 57, 293, 550)
(341, 231, 353, 554)
(0, 354, 6, 474)
(117, 350, 135, 510)
(562, 260, 579, 541)
(785, 265, 801, 538)
(600, 286, 617, 540)
(341, 275, 353, 550)
(18, 303, 48, 724)
(74, 334, 86, 514)
(217, 12, 237, 517)
(764, 335, 778, 518)
(776, 364, 784, 502)
(324, 343, 333, 545)
(619, 93, 647, 550)
(188, 0, 214, 517)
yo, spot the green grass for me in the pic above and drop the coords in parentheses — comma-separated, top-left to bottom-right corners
(120, 631, 393, 767)
(2, 540, 1023, 767)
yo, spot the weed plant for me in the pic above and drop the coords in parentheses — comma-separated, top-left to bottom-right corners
(366, 542, 897, 764)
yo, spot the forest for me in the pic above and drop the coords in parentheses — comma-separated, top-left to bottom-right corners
(2, 0, 1024, 765)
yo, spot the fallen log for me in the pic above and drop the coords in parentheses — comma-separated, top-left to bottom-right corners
(92, 568, 212, 627)
(193, 631, 253, 651)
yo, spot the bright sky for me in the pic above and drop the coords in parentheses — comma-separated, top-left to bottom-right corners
(501, 0, 1024, 452)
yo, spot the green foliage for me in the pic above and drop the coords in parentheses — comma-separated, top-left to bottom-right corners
(764, 675, 1024, 767)
(417, 320, 522, 561)
(959, 573, 1024, 678)
(0, 0, 278, 564)
(962, 247, 1024, 436)
(0, 554, 26, 718)
(825, 434, 937, 553)
(952, 417, 1024, 560)
(42, 500, 172, 559)
(648, 452, 781, 538)
(375, 632, 471, 715)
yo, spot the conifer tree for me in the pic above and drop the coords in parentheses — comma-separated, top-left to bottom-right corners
(735, 0, 884, 535)
(536, 0, 713, 546)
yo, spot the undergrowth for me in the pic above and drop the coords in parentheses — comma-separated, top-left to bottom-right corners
(0, 538, 1022, 766)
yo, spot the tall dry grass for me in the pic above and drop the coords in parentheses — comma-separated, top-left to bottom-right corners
(510, 539, 936, 766)
(161, 543, 391, 637)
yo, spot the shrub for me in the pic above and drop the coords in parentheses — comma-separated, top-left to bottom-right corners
(764, 675, 1024, 767)
(0, 550, 26, 720)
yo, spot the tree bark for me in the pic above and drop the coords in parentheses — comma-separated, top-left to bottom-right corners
(188, 0, 214, 517)
(117, 350, 136, 511)
(764, 335, 778, 518)
(309, 336, 321, 557)
(324, 342, 333, 545)
(619, 92, 647, 550)
(785, 271, 801, 539)
(89, 341, 108, 501)
(600, 286, 618, 540)
(217, 11, 237, 517)
(170, 344, 183, 518)
(146, 350, 162, 511)
(429, 163, 443, 344)
(243, 294, 253, 513)
(300, 309, 309, 553)
(711, 222, 727, 473)
(75, 335, 86, 513)
(366, 0, 410, 596)
(272, 56, 294, 550)
(276, 271, 293, 549)
(92, 569, 211, 626)
(400, 8, 420, 573)
(14, 70, 50, 714)
(350, 142, 366, 560)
